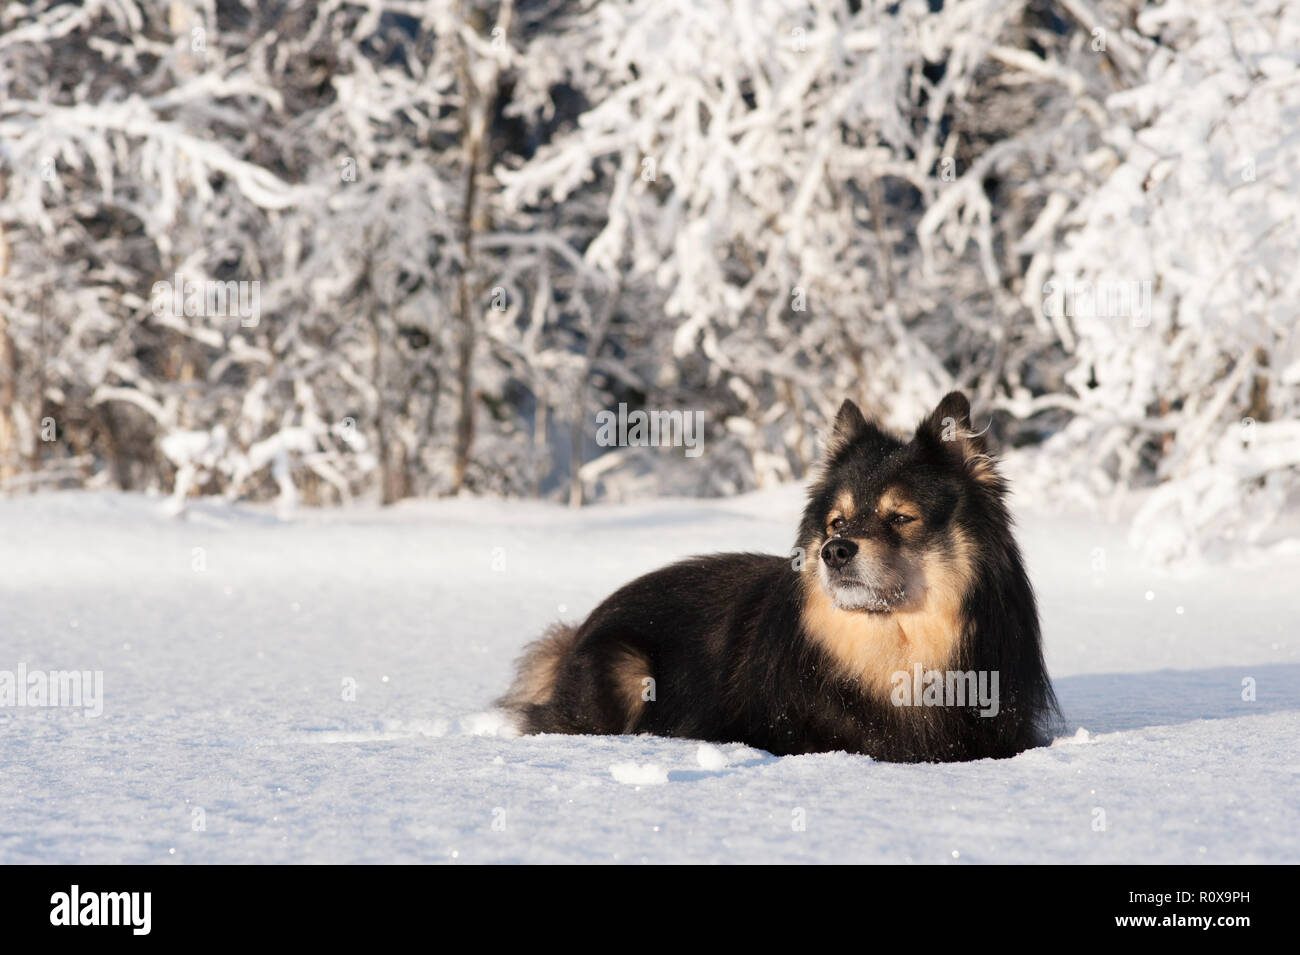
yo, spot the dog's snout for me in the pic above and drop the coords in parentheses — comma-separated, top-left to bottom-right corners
(820, 538, 858, 570)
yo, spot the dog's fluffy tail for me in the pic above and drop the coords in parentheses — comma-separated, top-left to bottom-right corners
(497, 623, 578, 731)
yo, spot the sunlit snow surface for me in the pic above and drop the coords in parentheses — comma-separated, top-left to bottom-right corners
(1, 488, 1296, 863)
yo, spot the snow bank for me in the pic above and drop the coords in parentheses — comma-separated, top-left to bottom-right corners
(0, 488, 1295, 863)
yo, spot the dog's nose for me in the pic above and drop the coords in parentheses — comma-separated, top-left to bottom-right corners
(820, 539, 858, 570)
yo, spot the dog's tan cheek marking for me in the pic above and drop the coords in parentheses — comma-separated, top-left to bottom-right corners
(891, 525, 973, 680)
(610, 647, 653, 733)
(800, 526, 974, 700)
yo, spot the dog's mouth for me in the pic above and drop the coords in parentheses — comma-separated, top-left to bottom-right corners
(818, 566, 909, 613)
(816, 547, 919, 613)
(826, 579, 907, 613)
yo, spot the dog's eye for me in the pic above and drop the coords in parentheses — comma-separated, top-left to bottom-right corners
(828, 517, 845, 534)
(889, 513, 916, 526)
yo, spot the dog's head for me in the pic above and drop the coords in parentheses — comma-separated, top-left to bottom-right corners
(798, 392, 1001, 616)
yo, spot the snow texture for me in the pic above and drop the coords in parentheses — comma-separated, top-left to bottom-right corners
(1, 487, 1296, 864)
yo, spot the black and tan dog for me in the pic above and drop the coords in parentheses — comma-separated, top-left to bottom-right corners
(500, 393, 1057, 761)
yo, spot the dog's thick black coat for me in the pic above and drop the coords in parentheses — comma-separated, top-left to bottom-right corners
(501, 393, 1058, 762)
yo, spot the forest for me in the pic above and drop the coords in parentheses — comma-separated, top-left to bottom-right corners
(0, 0, 1296, 564)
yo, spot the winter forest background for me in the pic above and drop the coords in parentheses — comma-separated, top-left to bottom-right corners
(0, 0, 1297, 566)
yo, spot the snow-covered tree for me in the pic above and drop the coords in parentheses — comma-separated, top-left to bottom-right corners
(1001, 0, 1300, 562)
(1, 0, 1295, 564)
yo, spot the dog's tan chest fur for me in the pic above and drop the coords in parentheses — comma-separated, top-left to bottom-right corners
(800, 535, 973, 698)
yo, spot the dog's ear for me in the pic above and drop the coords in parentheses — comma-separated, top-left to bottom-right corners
(916, 391, 1000, 488)
(918, 391, 976, 448)
(824, 399, 872, 457)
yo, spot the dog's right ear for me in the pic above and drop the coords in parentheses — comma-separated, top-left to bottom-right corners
(824, 399, 872, 458)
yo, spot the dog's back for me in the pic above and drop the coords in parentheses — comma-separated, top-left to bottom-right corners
(501, 553, 787, 740)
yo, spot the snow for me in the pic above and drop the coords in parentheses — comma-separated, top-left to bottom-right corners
(1, 487, 1296, 864)
(609, 762, 670, 786)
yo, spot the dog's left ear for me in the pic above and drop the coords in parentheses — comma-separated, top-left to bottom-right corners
(824, 398, 874, 458)
(916, 391, 1000, 488)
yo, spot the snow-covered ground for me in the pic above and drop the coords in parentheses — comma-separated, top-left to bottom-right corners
(1, 486, 1296, 864)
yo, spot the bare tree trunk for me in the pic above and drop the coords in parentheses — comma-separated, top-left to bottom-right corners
(0, 206, 17, 489)
(1246, 346, 1270, 424)
(0, 314, 17, 489)
(533, 400, 548, 497)
(451, 130, 480, 493)
(782, 378, 811, 476)
(369, 307, 395, 505)
(96, 403, 131, 490)
(450, 0, 514, 494)
(568, 284, 620, 508)
(384, 442, 411, 505)
(568, 393, 584, 508)
(363, 256, 407, 506)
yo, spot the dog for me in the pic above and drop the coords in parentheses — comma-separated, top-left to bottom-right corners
(500, 392, 1058, 761)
